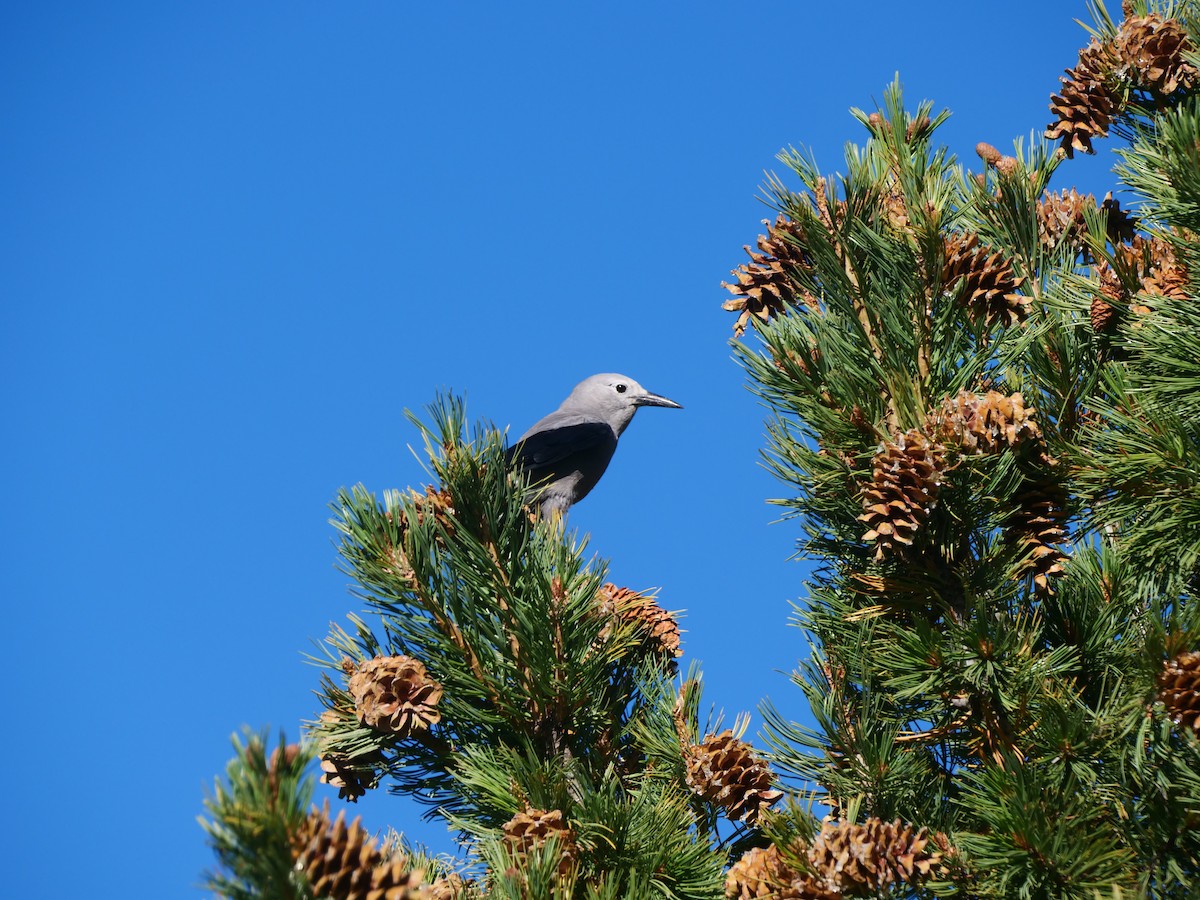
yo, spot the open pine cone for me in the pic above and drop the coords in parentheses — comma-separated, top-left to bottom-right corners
(1036, 189, 1137, 262)
(806, 818, 940, 897)
(1094, 234, 1190, 326)
(722, 215, 817, 336)
(319, 754, 377, 803)
(726, 820, 940, 899)
(942, 232, 1029, 327)
(1101, 192, 1138, 246)
(596, 583, 683, 664)
(1047, 38, 1121, 157)
(684, 731, 783, 825)
(291, 802, 429, 900)
(725, 843, 829, 899)
(1140, 234, 1190, 302)
(1159, 651, 1200, 734)
(933, 390, 1042, 455)
(501, 808, 577, 876)
(1116, 14, 1198, 96)
(426, 875, 468, 900)
(1037, 188, 1094, 256)
(313, 707, 384, 802)
(375, 487, 456, 581)
(859, 430, 947, 560)
(349, 655, 443, 736)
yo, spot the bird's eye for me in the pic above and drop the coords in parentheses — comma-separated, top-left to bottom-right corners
(615, 384, 627, 393)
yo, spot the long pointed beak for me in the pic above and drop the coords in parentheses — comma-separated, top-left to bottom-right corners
(635, 390, 682, 409)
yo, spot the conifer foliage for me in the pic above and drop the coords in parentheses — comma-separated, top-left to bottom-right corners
(202, 2, 1200, 897)
(725, 1, 1200, 896)
(201, 400, 745, 898)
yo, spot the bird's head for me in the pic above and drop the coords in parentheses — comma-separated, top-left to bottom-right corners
(565, 373, 682, 435)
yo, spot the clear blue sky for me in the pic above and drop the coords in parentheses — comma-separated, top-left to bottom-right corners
(3, 2, 1118, 894)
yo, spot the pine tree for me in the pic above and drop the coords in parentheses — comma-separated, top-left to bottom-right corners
(201, 2, 1200, 897)
(722, 1, 1200, 896)
(201, 399, 772, 898)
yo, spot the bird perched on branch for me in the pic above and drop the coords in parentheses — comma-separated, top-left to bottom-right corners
(506, 373, 682, 519)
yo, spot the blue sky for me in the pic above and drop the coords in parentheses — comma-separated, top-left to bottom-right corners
(3, 2, 1119, 894)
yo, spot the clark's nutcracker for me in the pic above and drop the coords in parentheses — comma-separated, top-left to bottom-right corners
(507, 373, 682, 518)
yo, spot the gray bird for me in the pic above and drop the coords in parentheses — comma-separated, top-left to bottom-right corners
(506, 373, 682, 518)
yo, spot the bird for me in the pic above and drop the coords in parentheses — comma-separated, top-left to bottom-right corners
(506, 373, 682, 518)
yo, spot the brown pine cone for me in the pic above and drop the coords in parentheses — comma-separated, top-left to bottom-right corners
(349, 655, 443, 736)
(859, 430, 947, 560)
(1047, 38, 1121, 157)
(684, 731, 783, 825)
(722, 215, 818, 336)
(1159, 651, 1200, 734)
(942, 232, 1030, 328)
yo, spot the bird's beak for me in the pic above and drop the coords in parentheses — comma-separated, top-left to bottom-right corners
(635, 390, 682, 410)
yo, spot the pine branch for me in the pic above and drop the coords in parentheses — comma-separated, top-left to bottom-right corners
(198, 729, 315, 899)
(726, 6, 1200, 893)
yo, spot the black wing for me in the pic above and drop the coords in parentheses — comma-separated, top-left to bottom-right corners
(506, 421, 614, 476)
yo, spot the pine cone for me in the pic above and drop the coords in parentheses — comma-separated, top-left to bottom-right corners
(881, 185, 910, 234)
(865, 111, 930, 142)
(975, 142, 1003, 167)
(426, 875, 467, 900)
(773, 343, 824, 380)
(726, 844, 814, 899)
(410, 485, 456, 527)
(1009, 476, 1069, 594)
(266, 742, 302, 796)
(1093, 234, 1188, 327)
(1093, 252, 1131, 332)
(722, 215, 816, 336)
(1037, 189, 1093, 256)
(683, 731, 783, 825)
(376, 487, 456, 581)
(269, 742, 301, 771)
(379, 520, 417, 585)
(597, 583, 683, 664)
(348, 655, 443, 736)
(1116, 14, 1198, 96)
(906, 115, 932, 141)
(1101, 192, 1138, 246)
(501, 808, 577, 876)
(1090, 293, 1120, 333)
(1047, 38, 1121, 157)
(319, 754, 376, 802)
(369, 860, 433, 900)
(806, 818, 940, 896)
(996, 155, 1020, 177)
(942, 232, 1030, 328)
(1141, 235, 1190, 302)
(292, 802, 429, 900)
(933, 390, 1042, 455)
(313, 708, 383, 802)
(859, 430, 947, 560)
(1159, 651, 1200, 734)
